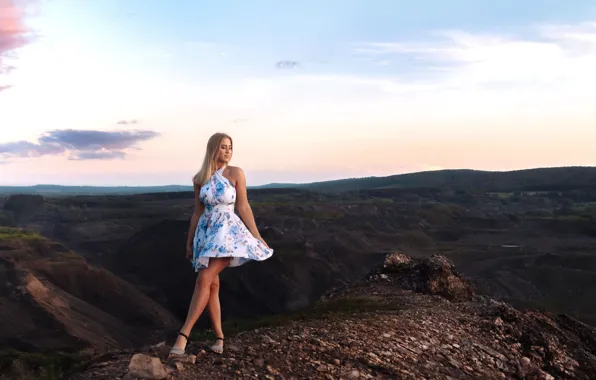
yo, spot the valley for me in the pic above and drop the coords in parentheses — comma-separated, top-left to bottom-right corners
(1, 167, 596, 377)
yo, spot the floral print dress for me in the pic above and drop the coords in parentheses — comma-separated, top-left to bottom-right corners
(192, 165, 274, 270)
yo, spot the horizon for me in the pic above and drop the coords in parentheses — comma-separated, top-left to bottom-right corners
(1, 165, 594, 188)
(1, 1, 595, 186)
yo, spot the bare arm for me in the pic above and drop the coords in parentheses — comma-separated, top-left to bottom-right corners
(233, 167, 265, 242)
(186, 183, 205, 249)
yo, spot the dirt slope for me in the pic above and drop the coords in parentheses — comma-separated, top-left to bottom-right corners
(0, 228, 180, 352)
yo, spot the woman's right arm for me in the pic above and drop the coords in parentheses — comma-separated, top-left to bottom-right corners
(186, 184, 205, 252)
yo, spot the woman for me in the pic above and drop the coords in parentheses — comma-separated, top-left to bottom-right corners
(169, 132, 274, 358)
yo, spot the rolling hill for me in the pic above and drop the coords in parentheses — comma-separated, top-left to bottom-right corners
(2, 166, 595, 196)
(254, 166, 596, 193)
(0, 184, 194, 196)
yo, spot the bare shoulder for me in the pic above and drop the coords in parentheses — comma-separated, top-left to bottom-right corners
(226, 165, 246, 179)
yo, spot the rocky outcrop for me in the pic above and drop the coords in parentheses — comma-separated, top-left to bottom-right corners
(382, 252, 413, 270)
(478, 300, 596, 379)
(366, 253, 474, 301)
(401, 254, 474, 301)
(68, 252, 596, 380)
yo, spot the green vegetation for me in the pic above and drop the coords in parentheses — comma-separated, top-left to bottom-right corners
(522, 203, 596, 221)
(0, 227, 43, 241)
(0, 349, 92, 380)
(490, 192, 513, 199)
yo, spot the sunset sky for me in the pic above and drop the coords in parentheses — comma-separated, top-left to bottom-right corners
(1, 0, 595, 186)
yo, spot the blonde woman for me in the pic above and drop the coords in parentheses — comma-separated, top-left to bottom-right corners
(169, 132, 273, 358)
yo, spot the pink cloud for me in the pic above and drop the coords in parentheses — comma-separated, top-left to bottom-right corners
(0, 0, 34, 89)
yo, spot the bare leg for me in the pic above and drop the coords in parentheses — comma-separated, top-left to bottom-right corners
(207, 275, 224, 351)
(208, 275, 224, 338)
(171, 258, 231, 353)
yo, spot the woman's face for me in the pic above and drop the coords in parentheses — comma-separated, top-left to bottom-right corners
(216, 137, 233, 163)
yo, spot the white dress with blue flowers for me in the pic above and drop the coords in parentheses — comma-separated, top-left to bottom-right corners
(191, 165, 274, 270)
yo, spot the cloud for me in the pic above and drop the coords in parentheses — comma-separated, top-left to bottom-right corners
(0, 0, 35, 84)
(116, 119, 139, 125)
(243, 21, 595, 102)
(0, 129, 159, 161)
(275, 60, 300, 69)
(69, 150, 127, 160)
(353, 21, 596, 89)
(0, 139, 64, 158)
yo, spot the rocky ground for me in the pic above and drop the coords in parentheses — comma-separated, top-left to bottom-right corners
(66, 254, 596, 380)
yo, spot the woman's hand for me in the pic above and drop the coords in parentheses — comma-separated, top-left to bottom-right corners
(186, 242, 192, 261)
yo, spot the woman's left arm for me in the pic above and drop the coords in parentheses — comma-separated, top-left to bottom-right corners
(233, 167, 269, 247)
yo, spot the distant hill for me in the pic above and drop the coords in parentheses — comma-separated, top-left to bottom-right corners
(253, 166, 596, 193)
(2, 166, 596, 196)
(0, 184, 194, 196)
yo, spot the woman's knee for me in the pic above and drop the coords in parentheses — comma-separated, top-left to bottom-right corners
(196, 259, 228, 289)
(210, 276, 220, 292)
(196, 272, 214, 290)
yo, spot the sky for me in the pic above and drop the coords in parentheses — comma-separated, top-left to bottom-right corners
(1, 0, 595, 186)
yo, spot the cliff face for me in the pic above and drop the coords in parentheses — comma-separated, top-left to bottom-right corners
(0, 228, 180, 353)
(108, 219, 386, 321)
(67, 253, 596, 380)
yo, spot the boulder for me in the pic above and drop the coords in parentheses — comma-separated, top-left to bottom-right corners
(383, 252, 413, 271)
(401, 254, 474, 301)
(127, 353, 167, 379)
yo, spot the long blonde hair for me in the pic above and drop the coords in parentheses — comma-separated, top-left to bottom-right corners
(193, 132, 233, 186)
